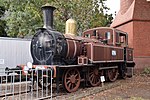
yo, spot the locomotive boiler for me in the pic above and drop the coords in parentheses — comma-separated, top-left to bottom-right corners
(6, 3, 135, 93)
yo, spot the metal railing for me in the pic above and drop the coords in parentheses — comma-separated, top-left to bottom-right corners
(0, 68, 53, 100)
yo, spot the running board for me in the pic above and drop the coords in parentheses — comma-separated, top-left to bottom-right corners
(99, 66, 118, 70)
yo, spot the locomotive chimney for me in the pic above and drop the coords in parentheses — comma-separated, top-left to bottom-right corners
(42, 3, 56, 29)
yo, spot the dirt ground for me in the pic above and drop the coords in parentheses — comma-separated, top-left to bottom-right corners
(81, 75, 150, 100)
(1, 74, 149, 100)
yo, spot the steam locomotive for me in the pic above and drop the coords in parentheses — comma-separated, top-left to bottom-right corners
(6, 3, 135, 92)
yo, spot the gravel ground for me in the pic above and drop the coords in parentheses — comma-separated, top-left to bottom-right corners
(53, 74, 150, 100)
(1, 74, 149, 100)
(81, 75, 150, 100)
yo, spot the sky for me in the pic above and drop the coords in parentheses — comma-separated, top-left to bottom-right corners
(105, 0, 120, 16)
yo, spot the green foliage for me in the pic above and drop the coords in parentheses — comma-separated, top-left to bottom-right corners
(52, 0, 113, 34)
(0, 5, 7, 37)
(142, 67, 150, 75)
(3, 0, 47, 37)
(3, 0, 113, 37)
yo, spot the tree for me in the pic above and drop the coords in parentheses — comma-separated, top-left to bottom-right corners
(52, 0, 113, 34)
(3, 0, 46, 37)
(0, 5, 7, 37)
(3, 0, 113, 37)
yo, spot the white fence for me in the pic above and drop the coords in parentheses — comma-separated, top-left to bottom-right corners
(0, 68, 53, 100)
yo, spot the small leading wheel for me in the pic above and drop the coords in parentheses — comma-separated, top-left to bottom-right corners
(107, 68, 118, 82)
(63, 68, 81, 92)
(88, 67, 103, 87)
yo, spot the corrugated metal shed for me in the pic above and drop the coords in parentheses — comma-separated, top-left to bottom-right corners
(0, 37, 33, 74)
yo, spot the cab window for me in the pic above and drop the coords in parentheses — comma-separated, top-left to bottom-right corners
(105, 32, 111, 39)
(85, 34, 91, 38)
(116, 32, 127, 46)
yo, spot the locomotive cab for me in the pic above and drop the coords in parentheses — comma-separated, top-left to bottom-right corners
(83, 27, 114, 45)
(83, 27, 128, 47)
(83, 27, 135, 77)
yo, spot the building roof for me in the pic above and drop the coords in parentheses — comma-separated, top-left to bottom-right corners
(111, 0, 150, 28)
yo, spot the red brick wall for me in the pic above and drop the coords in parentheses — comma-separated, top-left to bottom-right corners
(120, 0, 134, 14)
(133, 21, 150, 57)
(111, 0, 150, 71)
(114, 21, 150, 70)
(134, 57, 150, 71)
(115, 21, 150, 57)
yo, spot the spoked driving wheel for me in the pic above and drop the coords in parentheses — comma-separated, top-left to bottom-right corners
(63, 68, 81, 92)
(88, 67, 103, 87)
(107, 68, 118, 82)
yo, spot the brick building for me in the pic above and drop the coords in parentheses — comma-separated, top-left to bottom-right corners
(111, 0, 150, 71)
